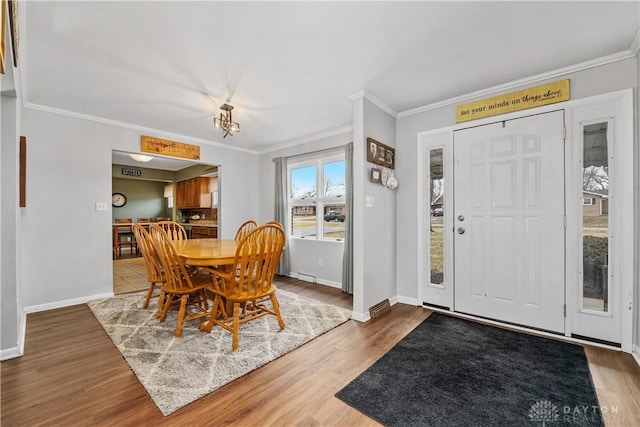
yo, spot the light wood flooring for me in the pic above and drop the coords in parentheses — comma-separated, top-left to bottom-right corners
(2, 275, 640, 426)
(113, 257, 150, 294)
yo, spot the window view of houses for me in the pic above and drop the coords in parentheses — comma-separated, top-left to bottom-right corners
(582, 122, 609, 312)
(289, 154, 346, 240)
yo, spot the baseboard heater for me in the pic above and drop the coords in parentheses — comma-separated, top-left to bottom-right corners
(369, 299, 391, 319)
(297, 272, 317, 284)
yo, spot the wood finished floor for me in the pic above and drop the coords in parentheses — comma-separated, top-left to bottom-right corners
(2, 281, 640, 426)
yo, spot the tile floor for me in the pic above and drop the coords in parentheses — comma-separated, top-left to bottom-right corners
(113, 257, 150, 295)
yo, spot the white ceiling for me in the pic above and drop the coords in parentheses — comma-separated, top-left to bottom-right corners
(24, 1, 639, 153)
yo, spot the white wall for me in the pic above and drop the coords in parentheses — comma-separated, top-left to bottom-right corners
(1, 95, 19, 354)
(19, 107, 260, 310)
(361, 98, 397, 312)
(1, 48, 24, 358)
(349, 94, 397, 318)
(258, 131, 351, 286)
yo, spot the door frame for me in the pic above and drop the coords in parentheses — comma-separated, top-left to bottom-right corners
(417, 89, 634, 352)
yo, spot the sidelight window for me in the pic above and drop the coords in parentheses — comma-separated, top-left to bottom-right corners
(429, 148, 445, 285)
(581, 122, 610, 313)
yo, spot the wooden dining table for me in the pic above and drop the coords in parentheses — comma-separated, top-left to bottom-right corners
(173, 238, 239, 331)
(173, 238, 238, 267)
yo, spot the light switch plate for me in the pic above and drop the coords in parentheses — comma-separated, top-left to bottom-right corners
(365, 196, 374, 208)
(95, 202, 108, 211)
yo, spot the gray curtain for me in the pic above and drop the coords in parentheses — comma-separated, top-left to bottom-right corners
(341, 142, 354, 294)
(274, 157, 290, 275)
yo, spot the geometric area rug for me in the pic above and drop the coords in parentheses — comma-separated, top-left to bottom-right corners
(336, 312, 603, 427)
(88, 288, 351, 416)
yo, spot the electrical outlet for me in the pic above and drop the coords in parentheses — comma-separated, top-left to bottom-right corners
(318, 258, 323, 267)
(95, 202, 108, 211)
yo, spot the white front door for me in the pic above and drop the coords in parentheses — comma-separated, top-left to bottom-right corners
(453, 111, 565, 333)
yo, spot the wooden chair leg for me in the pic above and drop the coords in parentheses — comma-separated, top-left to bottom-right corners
(200, 295, 223, 333)
(143, 282, 156, 309)
(232, 302, 240, 351)
(156, 288, 166, 318)
(270, 294, 285, 330)
(174, 295, 188, 338)
(160, 292, 173, 322)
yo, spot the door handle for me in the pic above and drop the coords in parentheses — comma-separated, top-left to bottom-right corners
(457, 227, 465, 234)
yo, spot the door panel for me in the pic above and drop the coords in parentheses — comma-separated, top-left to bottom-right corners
(454, 111, 565, 333)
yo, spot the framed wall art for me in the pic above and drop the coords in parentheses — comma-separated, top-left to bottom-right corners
(1, 0, 6, 74)
(366, 137, 395, 169)
(8, 0, 18, 67)
(370, 167, 381, 184)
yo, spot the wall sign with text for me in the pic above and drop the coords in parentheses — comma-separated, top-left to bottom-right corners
(141, 135, 200, 160)
(121, 168, 142, 177)
(456, 79, 570, 123)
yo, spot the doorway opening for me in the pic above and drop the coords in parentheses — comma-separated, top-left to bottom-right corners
(111, 149, 219, 295)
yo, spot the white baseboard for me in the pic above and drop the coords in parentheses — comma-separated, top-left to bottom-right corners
(1, 312, 27, 361)
(316, 278, 342, 289)
(351, 310, 371, 322)
(633, 345, 640, 368)
(0, 345, 22, 361)
(4, 292, 113, 361)
(397, 295, 419, 306)
(286, 273, 342, 289)
(24, 292, 114, 314)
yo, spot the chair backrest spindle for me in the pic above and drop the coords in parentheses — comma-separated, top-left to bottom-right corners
(156, 221, 189, 241)
(235, 220, 258, 242)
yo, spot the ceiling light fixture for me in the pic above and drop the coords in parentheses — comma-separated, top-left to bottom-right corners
(129, 154, 153, 162)
(213, 103, 240, 138)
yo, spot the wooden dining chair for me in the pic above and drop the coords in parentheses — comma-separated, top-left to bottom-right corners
(156, 216, 171, 222)
(132, 224, 166, 315)
(234, 220, 258, 242)
(201, 223, 286, 351)
(150, 224, 213, 337)
(156, 221, 189, 241)
(136, 217, 154, 223)
(114, 218, 137, 257)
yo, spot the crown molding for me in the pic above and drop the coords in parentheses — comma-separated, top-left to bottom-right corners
(348, 90, 398, 118)
(23, 102, 259, 155)
(258, 124, 353, 154)
(397, 48, 637, 119)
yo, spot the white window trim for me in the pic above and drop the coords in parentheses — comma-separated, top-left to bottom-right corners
(287, 150, 346, 242)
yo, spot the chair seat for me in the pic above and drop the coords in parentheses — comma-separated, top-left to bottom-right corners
(224, 283, 276, 302)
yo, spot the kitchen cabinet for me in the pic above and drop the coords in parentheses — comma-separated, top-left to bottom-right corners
(176, 177, 212, 209)
(190, 226, 217, 239)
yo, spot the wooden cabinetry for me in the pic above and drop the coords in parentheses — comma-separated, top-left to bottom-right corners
(190, 226, 217, 239)
(176, 177, 212, 209)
